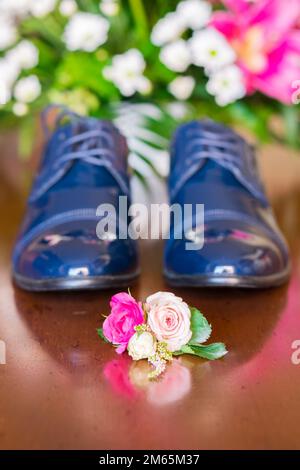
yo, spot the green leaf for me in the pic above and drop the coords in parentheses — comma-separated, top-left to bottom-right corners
(189, 307, 212, 345)
(174, 343, 228, 360)
(97, 328, 109, 343)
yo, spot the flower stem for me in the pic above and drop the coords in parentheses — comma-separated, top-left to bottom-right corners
(128, 0, 149, 43)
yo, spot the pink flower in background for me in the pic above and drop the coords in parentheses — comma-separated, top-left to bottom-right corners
(102, 292, 144, 354)
(211, 0, 300, 103)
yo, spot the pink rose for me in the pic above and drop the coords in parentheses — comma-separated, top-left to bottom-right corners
(102, 292, 144, 354)
(146, 292, 192, 352)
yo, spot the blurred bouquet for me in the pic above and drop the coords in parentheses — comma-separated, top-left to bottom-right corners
(0, 0, 299, 176)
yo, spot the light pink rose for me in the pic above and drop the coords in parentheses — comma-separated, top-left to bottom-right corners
(146, 292, 192, 352)
(103, 292, 144, 354)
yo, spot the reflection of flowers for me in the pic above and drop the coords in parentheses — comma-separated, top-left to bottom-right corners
(103, 357, 139, 399)
(146, 360, 191, 406)
(104, 357, 191, 405)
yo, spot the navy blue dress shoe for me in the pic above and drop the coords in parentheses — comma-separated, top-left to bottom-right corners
(12, 108, 139, 291)
(164, 120, 290, 288)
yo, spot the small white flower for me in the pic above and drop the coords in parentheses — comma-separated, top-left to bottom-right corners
(0, 58, 19, 87)
(12, 102, 28, 116)
(59, 0, 77, 16)
(7, 40, 39, 70)
(103, 49, 151, 96)
(0, 81, 11, 106)
(128, 332, 156, 361)
(176, 0, 212, 30)
(159, 40, 191, 72)
(151, 12, 185, 46)
(14, 75, 41, 103)
(29, 0, 57, 17)
(168, 76, 195, 100)
(0, 57, 19, 104)
(190, 27, 236, 72)
(0, 18, 17, 50)
(206, 64, 246, 106)
(166, 102, 189, 119)
(100, 0, 119, 16)
(0, 0, 28, 17)
(63, 12, 110, 52)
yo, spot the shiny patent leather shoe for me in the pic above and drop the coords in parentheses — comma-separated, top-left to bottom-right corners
(12, 108, 139, 291)
(164, 120, 290, 288)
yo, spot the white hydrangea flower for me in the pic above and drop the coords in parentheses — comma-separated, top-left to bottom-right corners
(28, 0, 57, 17)
(7, 40, 39, 70)
(159, 40, 191, 72)
(206, 64, 246, 106)
(103, 49, 151, 97)
(14, 75, 41, 103)
(63, 12, 110, 52)
(176, 0, 212, 30)
(190, 27, 236, 72)
(168, 76, 195, 100)
(12, 102, 28, 116)
(59, 0, 77, 16)
(100, 0, 119, 16)
(151, 12, 185, 46)
(0, 18, 17, 50)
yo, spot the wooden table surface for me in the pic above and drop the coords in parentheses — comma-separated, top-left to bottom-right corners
(0, 131, 300, 450)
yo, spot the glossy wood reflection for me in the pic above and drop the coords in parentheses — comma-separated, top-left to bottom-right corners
(0, 134, 300, 449)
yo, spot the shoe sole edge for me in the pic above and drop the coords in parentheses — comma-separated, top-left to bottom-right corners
(164, 265, 291, 289)
(13, 270, 140, 292)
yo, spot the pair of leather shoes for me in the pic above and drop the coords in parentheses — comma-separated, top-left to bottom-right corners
(12, 108, 290, 291)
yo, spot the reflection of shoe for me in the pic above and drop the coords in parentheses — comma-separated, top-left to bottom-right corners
(164, 120, 290, 288)
(12, 108, 139, 291)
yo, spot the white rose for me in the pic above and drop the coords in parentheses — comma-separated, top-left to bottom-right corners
(127, 332, 156, 361)
(146, 292, 192, 352)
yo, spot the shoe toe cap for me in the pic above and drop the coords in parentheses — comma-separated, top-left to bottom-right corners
(14, 221, 138, 283)
(165, 224, 288, 281)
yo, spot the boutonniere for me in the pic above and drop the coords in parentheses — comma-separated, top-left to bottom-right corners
(98, 291, 227, 378)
